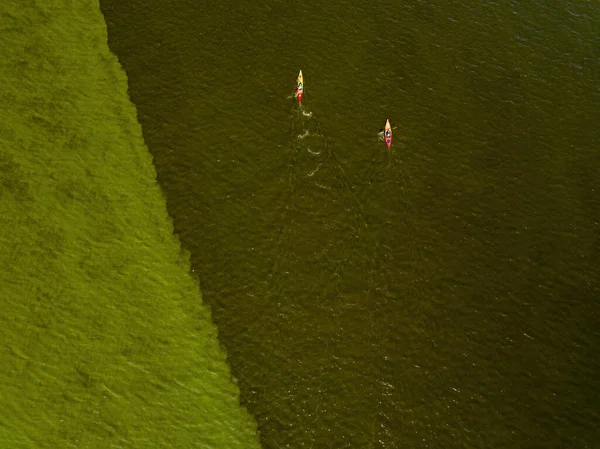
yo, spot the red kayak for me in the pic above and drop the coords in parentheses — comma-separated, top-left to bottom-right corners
(384, 119, 392, 147)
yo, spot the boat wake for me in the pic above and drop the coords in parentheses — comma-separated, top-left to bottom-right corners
(290, 102, 329, 180)
(307, 163, 322, 177)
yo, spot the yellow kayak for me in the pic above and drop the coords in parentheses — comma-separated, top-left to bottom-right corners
(384, 119, 392, 147)
(296, 70, 304, 102)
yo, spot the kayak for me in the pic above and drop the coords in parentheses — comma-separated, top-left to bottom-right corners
(384, 119, 392, 147)
(296, 70, 304, 103)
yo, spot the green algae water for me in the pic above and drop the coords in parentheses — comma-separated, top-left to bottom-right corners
(0, 2, 261, 448)
(100, 1, 600, 448)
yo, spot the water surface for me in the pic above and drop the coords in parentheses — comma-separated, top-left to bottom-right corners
(101, 1, 600, 447)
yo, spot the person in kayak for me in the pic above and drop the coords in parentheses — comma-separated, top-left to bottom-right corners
(295, 82, 303, 97)
(385, 129, 391, 138)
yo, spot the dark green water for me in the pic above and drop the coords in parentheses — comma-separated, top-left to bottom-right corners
(100, 1, 599, 447)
